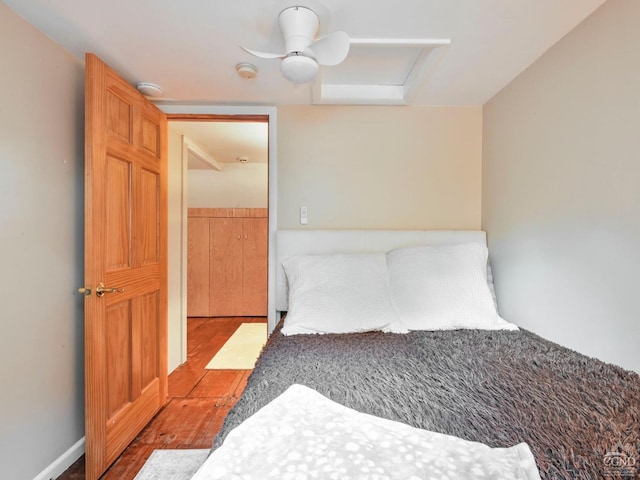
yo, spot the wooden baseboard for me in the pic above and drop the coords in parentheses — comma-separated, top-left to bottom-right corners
(33, 437, 85, 480)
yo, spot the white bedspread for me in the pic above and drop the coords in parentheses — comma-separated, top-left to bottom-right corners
(192, 384, 541, 480)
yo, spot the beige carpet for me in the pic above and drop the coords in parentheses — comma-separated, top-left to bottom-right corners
(134, 449, 209, 480)
(206, 323, 267, 370)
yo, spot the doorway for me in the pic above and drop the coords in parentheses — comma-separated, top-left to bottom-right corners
(162, 108, 277, 372)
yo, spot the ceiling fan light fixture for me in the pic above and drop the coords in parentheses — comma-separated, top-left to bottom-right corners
(280, 55, 318, 84)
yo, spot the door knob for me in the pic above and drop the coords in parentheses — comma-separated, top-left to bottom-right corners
(95, 282, 125, 297)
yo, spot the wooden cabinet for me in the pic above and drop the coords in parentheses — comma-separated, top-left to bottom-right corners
(187, 208, 267, 317)
(240, 217, 269, 315)
(187, 217, 210, 317)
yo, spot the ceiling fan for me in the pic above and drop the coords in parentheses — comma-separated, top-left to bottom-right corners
(241, 5, 350, 84)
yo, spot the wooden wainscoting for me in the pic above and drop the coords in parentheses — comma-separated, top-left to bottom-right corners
(187, 208, 268, 317)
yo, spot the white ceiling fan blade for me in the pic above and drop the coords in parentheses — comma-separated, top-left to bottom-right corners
(240, 46, 285, 59)
(304, 31, 350, 66)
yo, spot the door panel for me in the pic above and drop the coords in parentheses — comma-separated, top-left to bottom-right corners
(140, 292, 160, 386)
(106, 90, 132, 141)
(187, 217, 210, 316)
(105, 301, 132, 416)
(84, 53, 168, 480)
(242, 217, 268, 315)
(139, 168, 160, 265)
(210, 217, 243, 316)
(141, 115, 160, 155)
(105, 155, 131, 269)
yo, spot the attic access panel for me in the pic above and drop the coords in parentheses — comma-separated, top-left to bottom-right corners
(322, 45, 420, 85)
(312, 39, 450, 105)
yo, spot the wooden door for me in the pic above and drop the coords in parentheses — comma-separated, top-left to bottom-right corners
(187, 217, 210, 316)
(242, 217, 268, 315)
(209, 217, 243, 315)
(84, 54, 168, 480)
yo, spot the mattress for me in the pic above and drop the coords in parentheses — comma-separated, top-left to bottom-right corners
(213, 323, 640, 479)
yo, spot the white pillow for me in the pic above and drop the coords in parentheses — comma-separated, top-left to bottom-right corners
(281, 253, 405, 336)
(386, 243, 517, 331)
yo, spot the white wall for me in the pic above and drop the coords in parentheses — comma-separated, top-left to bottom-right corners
(482, 0, 640, 373)
(277, 106, 482, 230)
(167, 127, 185, 372)
(188, 163, 268, 208)
(0, 3, 85, 478)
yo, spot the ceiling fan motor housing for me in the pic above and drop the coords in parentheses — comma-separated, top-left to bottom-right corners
(279, 6, 319, 53)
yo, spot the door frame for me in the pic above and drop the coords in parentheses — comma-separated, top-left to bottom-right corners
(160, 105, 277, 367)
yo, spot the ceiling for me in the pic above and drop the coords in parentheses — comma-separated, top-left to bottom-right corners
(4, 0, 605, 105)
(171, 121, 269, 169)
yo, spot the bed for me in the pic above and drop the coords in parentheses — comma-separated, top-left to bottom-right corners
(194, 230, 640, 480)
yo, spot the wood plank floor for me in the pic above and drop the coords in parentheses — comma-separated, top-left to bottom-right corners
(57, 317, 265, 480)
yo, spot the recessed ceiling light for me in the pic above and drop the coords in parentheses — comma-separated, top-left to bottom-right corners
(136, 82, 164, 97)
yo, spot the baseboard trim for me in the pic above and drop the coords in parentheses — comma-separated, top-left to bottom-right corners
(33, 437, 85, 480)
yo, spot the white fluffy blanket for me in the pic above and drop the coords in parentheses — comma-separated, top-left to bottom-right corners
(192, 384, 541, 480)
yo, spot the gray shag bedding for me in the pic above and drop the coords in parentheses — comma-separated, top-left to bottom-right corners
(213, 323, 640, 479)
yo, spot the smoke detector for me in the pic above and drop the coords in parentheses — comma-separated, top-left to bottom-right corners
(136, 82, 163, 97)
(236, 63, 258, 79)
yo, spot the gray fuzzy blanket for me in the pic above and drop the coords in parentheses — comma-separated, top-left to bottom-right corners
(214, 324, 640, 479)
